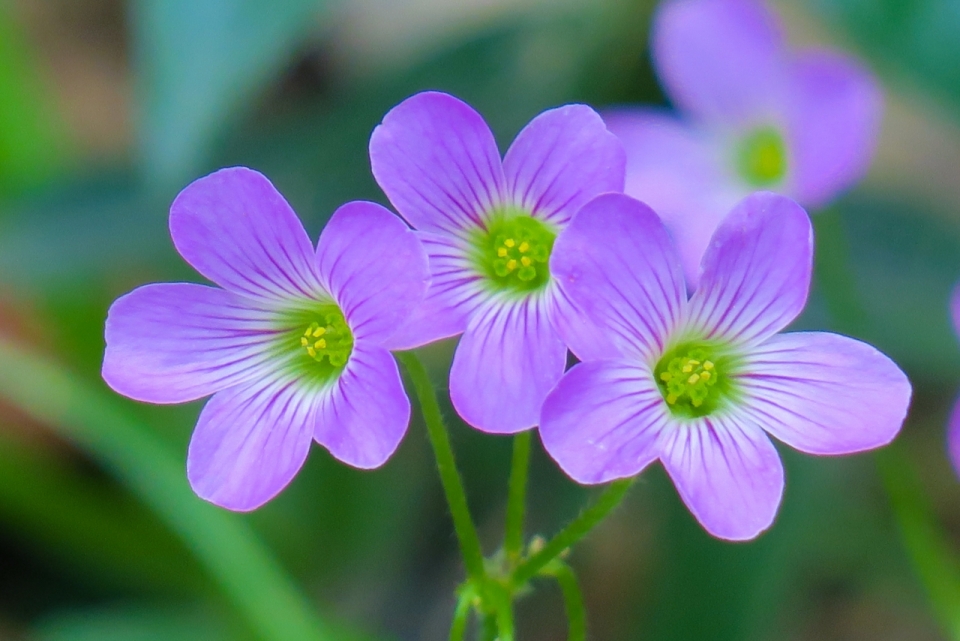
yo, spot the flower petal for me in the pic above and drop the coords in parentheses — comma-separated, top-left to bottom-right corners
(686, 192, 812, 345)
(369, 91, 505, 234)
(652, 0, 784, 125)
(948, 393, 960, 479)
(551, 193, 686, 363)
(539, 360, 669, 484)
(738, 332, 910, 455)
(316, 201, 429, 346)
(785, 51, 883, 207)
(449, 295, 567, 433)
(385, 231, 486, 350)
(103, 283, 279, 404)
(660, 414, 784, 541)
(187, 377, 317, 511)
(604, 109, 743, 290)
(170, 167, 323, 302)
(503, 104, 625, 226)
(314, 343, 410, 468)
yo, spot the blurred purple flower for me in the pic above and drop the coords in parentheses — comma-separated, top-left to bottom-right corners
(605, 0, 882, 289)
(947, 285, 960, 477)
(369, 91, 625, 433)
(102, 167, 429, 511)
(540, 191, 910, 540)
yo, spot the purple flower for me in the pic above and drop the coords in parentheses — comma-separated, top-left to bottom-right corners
(604, 0, 882, 289)
(947, 285, 960, 478)
(540, 191, 910, 540)
(369, 91, 625, 433)
(102, 167, 429, 511)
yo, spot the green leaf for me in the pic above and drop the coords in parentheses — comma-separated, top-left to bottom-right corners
(0, 427, 204, 593)
(0, 4, 67, 195)
(0, 339, 343, 641)
(33, 606, 229, 641)
(131, 0, 329, 185)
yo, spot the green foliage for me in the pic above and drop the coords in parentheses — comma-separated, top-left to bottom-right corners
(0, 0, 957, 638)
(131, 0, 331, 185)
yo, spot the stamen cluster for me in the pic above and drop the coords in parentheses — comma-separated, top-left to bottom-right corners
(654, 344, 724, 417)
(301, 306, 353, 368)
(473, 213, 556, 292)
(737, 127, 787, 187)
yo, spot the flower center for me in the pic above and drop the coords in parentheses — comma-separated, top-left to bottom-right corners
(654, 343, 735, 418)
(471, 210, 556, 293)
(736, 127, 787, 187)
(299, 305, 353, 369)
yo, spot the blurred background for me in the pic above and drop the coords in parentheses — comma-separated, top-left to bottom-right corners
(0, 0, 959, 639)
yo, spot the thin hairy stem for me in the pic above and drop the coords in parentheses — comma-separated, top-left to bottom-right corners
(504, 431, 532, 561)
(398, 351, 486, 581)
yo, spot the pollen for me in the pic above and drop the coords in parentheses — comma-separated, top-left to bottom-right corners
(300, 312, 353, 368)
(654, 343, 731, 418)
(472, 211, 557, 293)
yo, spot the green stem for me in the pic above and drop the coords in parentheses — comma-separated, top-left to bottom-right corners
(512, 479, 633, 586)
(876, 447, 960, 639)
(504, 430, 532, 561)
(397, 351, 486, 581)
(0, 340, 333, 641)
(542, 561, 587, 641)
(481, 613, 499, 641)
(813, 207, 960, 640)
(450, 589, 474, 641)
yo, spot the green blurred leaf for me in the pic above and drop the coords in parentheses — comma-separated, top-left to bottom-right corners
(0, 3, 67, 194)
(131, 0, 330, 185)
(0, 427, 203, 593)
(32, 606, 229, 641)
(812, 0, 960, 115)
(828, 195, 960, 383)
(0, 339, 364, 641)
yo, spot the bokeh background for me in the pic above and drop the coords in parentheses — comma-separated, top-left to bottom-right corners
(0, 0, 959, 639)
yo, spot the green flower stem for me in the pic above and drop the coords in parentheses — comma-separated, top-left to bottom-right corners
(813, 207, 960, 640)
(504, 430, 532, 561)
(511, 478, 633, 586)
(397, 351, 486, 581)
(0, 339, 333, 641)
(876, 447, 960, 639)
(450, 588, 475, 641)
(541, 561, 587, 641)
(481, 613, 499, 641)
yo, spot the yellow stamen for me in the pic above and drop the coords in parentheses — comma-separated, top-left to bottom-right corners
(313, 327, 326, 338)
(300, 337, 309, 347)
(687, 374, 700, 385)
(700, 371, 711, 381)
(507, 259, 518, 270)
(315, 339, 326, 349)
(504, 238, 516, 248)
(703, 361, 714, 370)
(520, 256, 532, 267)
(307, 347, 317, 358)
(682, 364, 693, 373)
(497, 247, 508, 257)
(666, 393, 678, 405)
(518, 241, 530, 253)
(660, 372, 673, 381)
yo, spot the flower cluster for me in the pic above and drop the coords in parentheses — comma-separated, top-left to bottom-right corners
(605, 0, 882, 288)
(103, 0, 911, 551)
